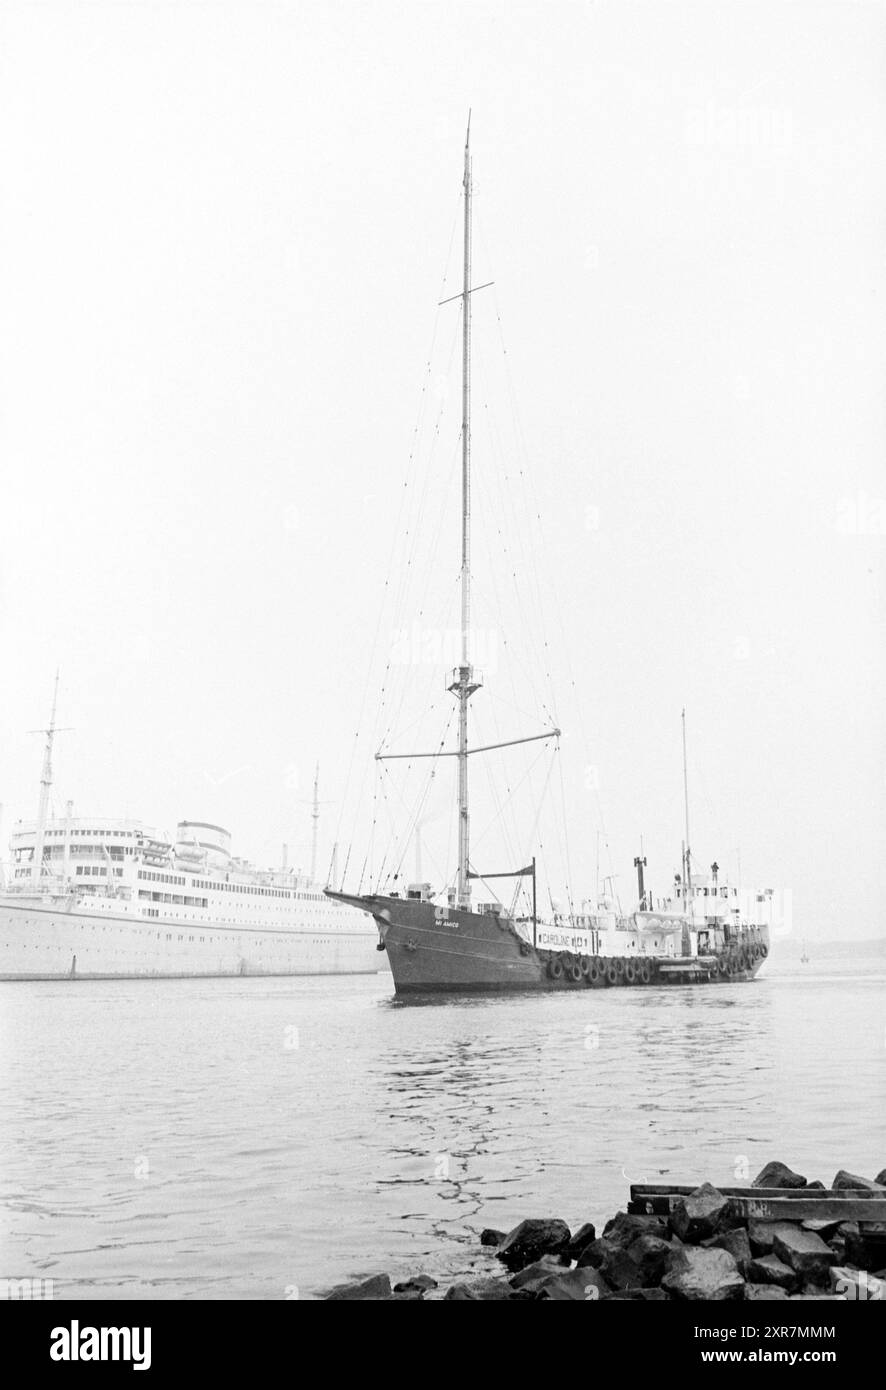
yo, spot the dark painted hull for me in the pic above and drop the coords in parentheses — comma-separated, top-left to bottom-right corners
(325, 892, 769, 996)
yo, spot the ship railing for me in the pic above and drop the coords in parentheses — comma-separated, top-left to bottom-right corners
(2, 872, 74, 896)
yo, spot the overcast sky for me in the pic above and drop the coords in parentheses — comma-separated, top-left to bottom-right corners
(1, 1, 882, 938)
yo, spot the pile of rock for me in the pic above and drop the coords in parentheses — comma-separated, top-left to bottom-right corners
(322, 1161, 886, 1300)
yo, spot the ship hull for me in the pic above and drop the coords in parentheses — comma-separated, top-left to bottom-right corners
(326, 893, 769, 996)
(0, 898, 383, 981)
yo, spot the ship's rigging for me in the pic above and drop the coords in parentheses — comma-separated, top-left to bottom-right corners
(334, 120, 604, 920)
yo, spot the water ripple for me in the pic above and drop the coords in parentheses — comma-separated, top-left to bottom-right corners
(0, 956, 883, 1298)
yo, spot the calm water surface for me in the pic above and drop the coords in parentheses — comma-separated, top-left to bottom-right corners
(1, 953, 883, 1298)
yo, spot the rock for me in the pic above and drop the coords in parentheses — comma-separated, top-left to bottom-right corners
(670, 1184, 740, 1244)
(536, 1269, 608, 1301)
(661, 1247, 745, 1301)
(746, 1255, 800, 1292)
(624, 1233, 674, 1286)
(830, 1265, 886, 1301)
(509, 1256, 573, 1292)
(574, 1236, 619, 1270)
(495, 1218, 571, 1272)
(602, 1211, 670, 1247)
(577, 1214, 672, 1270)
(387, 1291, 424, 1300)
(827, 1226, 849, 1263)
(602, 1288, 670, 1301)
(443, 1277, 514, 1300)
(565, 1221, 597, 1261)
(753, 1161, 807, 1189)
(875, 1168, 886, 1186)
(392, 1274, 437, 1294)
(772, 1227, 836, 1285)
(602, 1234, 672, 1290)
(702, 1227, 752, 1275)
(599, 1246, 644, 1291)
(748, 1221, 798, 1257)
(802, 1218, 843, 1241)
(480, 1228, 505, 1247)
(806, 1180, 826, 1189)
(324, 1273, 393, 1301)
(744, 1283, 789, 1301)
(831, 1170, 885, 1192)
(844, 1225, 886, 1272)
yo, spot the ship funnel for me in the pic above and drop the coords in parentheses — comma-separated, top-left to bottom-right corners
(176, 821, 231, 869)
(634, 853, 647, 909)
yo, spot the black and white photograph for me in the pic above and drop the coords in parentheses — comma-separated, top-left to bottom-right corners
(1, 0, 884, 1365)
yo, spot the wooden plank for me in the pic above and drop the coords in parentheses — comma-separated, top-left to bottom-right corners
(627, 1195, 886, 1223)
(630, 1184, 881, 1200)
(628, 1198, 687, 1215)
(735, 1198, 886, 1223)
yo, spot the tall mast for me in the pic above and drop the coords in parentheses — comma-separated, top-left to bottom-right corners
(682, 707, 691, 901)
(32, 672, 60, 885)
(449, 115, 481, 910)
(310, 762, 320, 882)
(461, 117, 472, 675)
(371, 121, 563, 907)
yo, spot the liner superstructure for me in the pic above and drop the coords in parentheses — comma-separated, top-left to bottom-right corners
(1, 813, 379, 980)
(1, 685, 378, 981)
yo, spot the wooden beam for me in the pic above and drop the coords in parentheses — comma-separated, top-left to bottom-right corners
(737, 1198, 886, 1222)
(630, 1184, 882, 1200)
(628, 1195, 886, 1223)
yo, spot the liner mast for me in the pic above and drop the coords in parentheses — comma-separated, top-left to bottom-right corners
(310, 762, 320, 883)
(32, 672, 60, 885)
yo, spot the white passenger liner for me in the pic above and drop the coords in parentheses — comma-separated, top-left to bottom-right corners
(0, 685, 379, 981)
